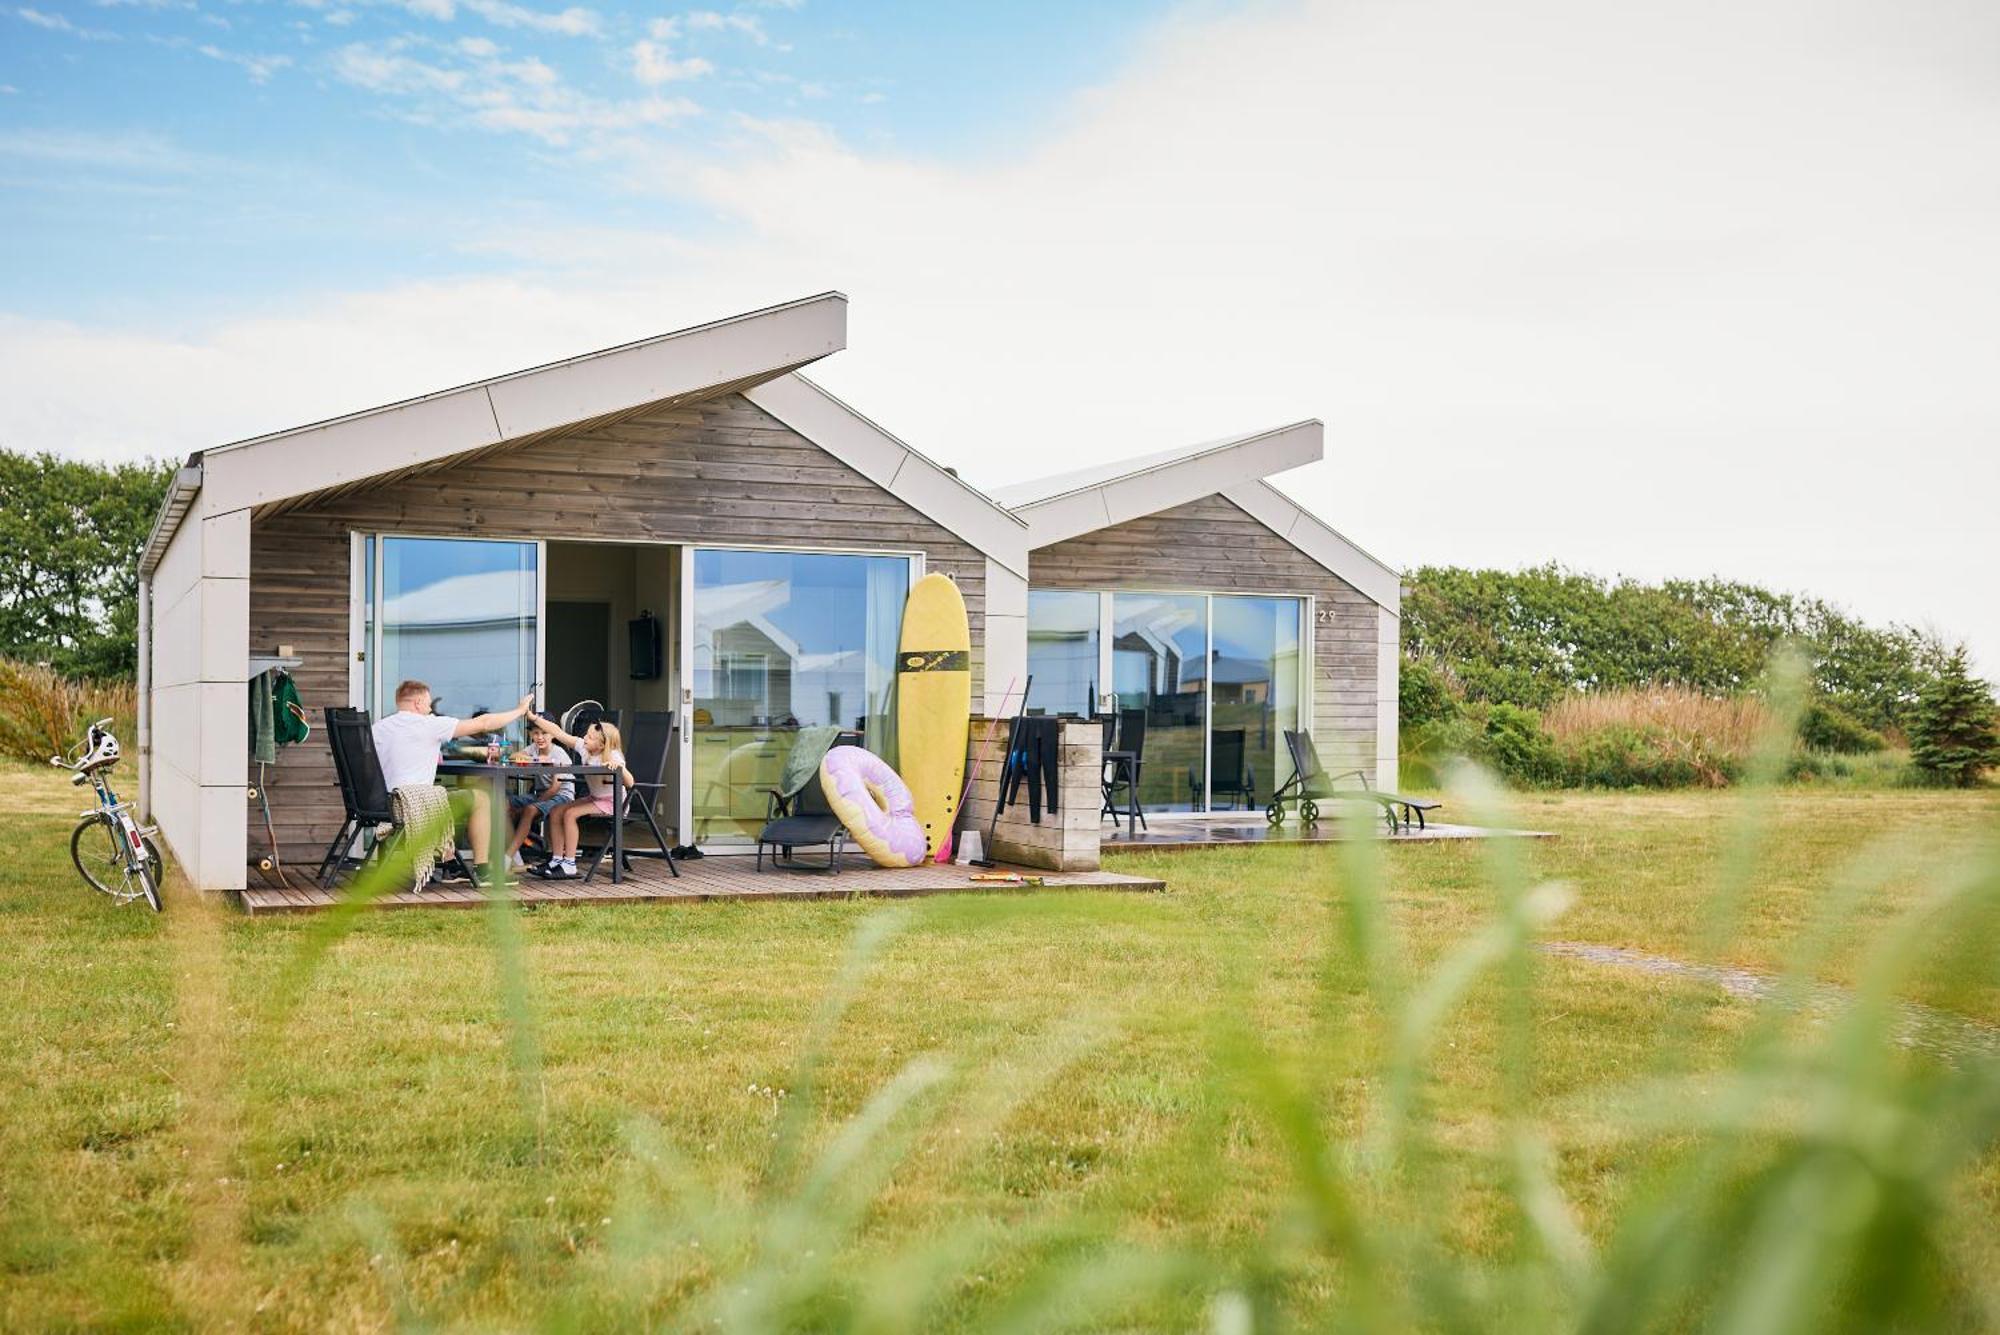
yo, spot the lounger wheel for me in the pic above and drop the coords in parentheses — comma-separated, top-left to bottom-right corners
(1266, 801, 1284, 825)
(1299, 800, 1319, 825)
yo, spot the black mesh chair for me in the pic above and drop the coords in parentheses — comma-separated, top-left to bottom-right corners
(756, 731, 862, 873)
(1207, 728, 1255, 810)
(316, 707, 426, 886)
(578, 709, 678, 882)
(1101, 708, 1148, 835)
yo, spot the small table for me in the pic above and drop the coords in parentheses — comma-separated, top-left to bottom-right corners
(437, 760, 624, 883)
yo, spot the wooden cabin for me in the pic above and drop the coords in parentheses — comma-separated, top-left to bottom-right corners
(136, 292, 1399, 890)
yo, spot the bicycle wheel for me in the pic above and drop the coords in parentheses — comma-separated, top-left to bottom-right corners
(70, 816, 152, 905)
(138, 836, 164, 912)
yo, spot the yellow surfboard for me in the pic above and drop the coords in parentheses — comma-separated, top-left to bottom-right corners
(896, 572, 972, 860)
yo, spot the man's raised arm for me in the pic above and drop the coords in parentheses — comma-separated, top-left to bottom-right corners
(452, 694, 537, 739)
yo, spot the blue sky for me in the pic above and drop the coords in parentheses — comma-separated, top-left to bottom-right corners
(1, 0, 1169, 323)
(2, 0, 1996, 673)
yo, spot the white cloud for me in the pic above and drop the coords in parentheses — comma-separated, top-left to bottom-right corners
(0, 126, 212, 172)
(683, 8, 764, 44)
(15, 7, 118, 38)
(196, 43, 292, 83)
(331, 36, 695, 144)
(461, 0, 599, 36)
(6, 0, 1999, 670)
(323, 9, 356, 24)
(630, 38, 710, 84)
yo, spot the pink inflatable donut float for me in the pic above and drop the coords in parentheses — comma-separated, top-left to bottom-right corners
(819, 747, 927, 868)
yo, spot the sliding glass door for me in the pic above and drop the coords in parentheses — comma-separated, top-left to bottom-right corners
(1208, 595, 1302, 811)
(689, 548, 914, 843)
(358, 535, 541, 733)
(1030, 587, 1307, 813)
(1112, 593, 1208, 811)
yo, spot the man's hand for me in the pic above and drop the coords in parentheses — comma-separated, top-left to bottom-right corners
(517, 693, 535, 716)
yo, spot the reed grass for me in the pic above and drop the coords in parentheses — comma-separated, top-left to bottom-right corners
(1541, 687, 1770, 759)
(0, 657, 136, 763)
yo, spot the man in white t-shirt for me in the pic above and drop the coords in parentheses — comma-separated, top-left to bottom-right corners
(372, 678, 535, 881)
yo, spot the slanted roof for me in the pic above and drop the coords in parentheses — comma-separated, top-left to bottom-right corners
(999, 420, 1402, 610)
(141, 291, 851, 575)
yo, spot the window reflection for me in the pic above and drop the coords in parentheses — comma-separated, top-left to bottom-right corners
(691, 549, 911, 843)
(1026, 589, 1099, 716)
(375, 537, 537, 733)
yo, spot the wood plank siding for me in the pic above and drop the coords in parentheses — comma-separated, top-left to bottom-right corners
(248, 391, 987, 866)
(1027, 494, 1381, 775)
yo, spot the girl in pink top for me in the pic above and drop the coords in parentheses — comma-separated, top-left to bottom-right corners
(528, 713, 634, 879)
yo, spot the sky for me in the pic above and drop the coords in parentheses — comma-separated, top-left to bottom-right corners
(3, 0, 1996, 674)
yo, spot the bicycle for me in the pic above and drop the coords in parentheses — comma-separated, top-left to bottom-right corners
(51, 718, 164, 912)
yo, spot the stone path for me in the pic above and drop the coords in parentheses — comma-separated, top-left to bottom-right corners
(1540, 941, 2000, 1067)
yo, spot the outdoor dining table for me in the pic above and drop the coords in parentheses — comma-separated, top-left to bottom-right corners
(437, 759, 625, 883)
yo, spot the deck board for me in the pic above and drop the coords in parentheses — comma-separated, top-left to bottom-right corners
(238, 856, 1166, 916)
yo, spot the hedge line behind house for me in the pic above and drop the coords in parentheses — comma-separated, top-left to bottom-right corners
(1400, 565, 1994, 790)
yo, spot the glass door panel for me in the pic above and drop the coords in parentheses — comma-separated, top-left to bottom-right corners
(1111, 592, 1207, 811)
(690, 548, 911, 843)
(375, 537, 538, 737)
(1209, 595, 1301, 811)
(1026, 589, 1101, 716)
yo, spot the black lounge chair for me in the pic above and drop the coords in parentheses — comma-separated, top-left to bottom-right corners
(577, 709, 678, 882)
(1269, 729, 1442, 832)
(756, 731, 862, 873)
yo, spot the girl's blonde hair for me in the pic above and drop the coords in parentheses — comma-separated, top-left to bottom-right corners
(591, 720, 622, 756)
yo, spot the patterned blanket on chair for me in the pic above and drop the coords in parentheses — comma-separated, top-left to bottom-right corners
(392, 783, 458, 891)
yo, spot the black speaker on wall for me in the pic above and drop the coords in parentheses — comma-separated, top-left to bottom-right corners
(629, 610, 662, 680)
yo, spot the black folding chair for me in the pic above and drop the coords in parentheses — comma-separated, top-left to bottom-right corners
(315, 707, 470, 887)
(756, 731, 862, 873)
(1207, 728, 1255, 810)
(579, 709, 678, 882)
(1101, 708, 1148, 834)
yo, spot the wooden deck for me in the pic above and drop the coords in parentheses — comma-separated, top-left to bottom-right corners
(236, 854, 1166, 916)
(1103, 816, 1552, 853)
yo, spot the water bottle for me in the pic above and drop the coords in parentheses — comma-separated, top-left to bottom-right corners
(486, 739, 500, 765)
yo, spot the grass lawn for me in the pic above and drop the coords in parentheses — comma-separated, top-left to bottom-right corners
(2, 760, 1996, 1330)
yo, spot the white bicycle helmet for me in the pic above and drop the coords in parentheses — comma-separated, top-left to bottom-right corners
(80, 723, 121, 772)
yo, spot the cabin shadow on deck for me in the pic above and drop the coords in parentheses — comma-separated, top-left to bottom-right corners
(236, 855, 1166, 916)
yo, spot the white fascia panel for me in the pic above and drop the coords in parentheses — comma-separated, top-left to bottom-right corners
(193, 783, 248, 891)
(196, 293, 848, 517)
(487, 295, 844, 440)
(744, 374, 1031, 579)
(1220, 481, 1403, 611)
(201, 389, 504, 515)
(1017, 421, 1322, 548)
(200, 510, 251, 579)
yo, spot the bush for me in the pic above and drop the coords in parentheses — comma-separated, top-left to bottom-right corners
(1398, 654, 1460, 728)
(1798, 698, 1886, 754)
(1483, 702, 1565, 786)
(0, 658, 136, 763)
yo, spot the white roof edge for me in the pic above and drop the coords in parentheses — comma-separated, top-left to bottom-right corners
(1008, 419, 1324, 550)
(203, 290, 848, 459)
(138, 462, 204, 579)
(1221, 478, 1403, 610)
(178, 290, 848, 523)
(742, 373, 1031, 579)
(992, 419, 1324, 511)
